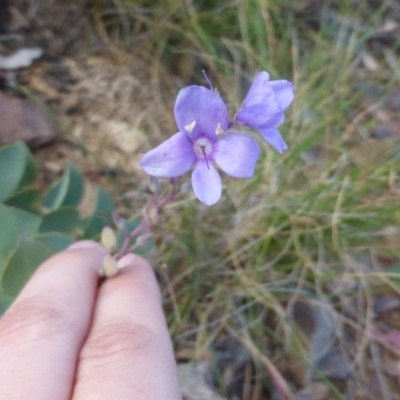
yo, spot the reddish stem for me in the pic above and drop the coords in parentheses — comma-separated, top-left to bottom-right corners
(115, 178, 180, 259)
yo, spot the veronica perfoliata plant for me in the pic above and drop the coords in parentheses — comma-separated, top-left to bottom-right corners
(99, 71, 294, 276)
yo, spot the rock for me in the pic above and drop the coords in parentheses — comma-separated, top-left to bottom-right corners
(0, 91, 56, 148)
(0, 48, 43, 70)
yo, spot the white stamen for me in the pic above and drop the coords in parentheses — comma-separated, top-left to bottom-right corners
(184, 120, 196, 133)
(216, 123, 224, 135)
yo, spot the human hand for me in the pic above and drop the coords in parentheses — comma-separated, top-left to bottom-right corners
(0, 241, 182, 400)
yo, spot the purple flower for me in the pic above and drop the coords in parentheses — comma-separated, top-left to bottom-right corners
(236, 71, 294, 154)
(140, 86, 260, 206)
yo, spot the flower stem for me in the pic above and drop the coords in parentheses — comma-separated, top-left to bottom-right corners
(115, 178, 181, 259)
(115, 218, 150, 260)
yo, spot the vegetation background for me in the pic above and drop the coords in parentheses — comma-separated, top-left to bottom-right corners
(1, 0, 400, 398)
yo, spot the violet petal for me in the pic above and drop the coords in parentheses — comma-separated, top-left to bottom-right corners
(174, 86, 229, 140)
(258, 128, 288, 153)
(213, 133, 260, 178)
(192, 160, 222, 205)
(267, 80, 294, 111)
(236, 101, 285, 131)
(242, 71, 271, 107)
(140, 132, 196, 177)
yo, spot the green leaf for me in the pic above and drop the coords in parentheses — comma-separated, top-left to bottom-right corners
(84, 187, 114, 239)
(5, 187, 41, 212)
(0, 204, 19, 271)
(35, 232, 74, 253)
(43, 164, 84, 210)
(10, 207, 42, 236)
(40, 207, 83, 235)
(0, 141, 36, 202)
(0, 290, 13, 315)
(1, 237, 54, 298)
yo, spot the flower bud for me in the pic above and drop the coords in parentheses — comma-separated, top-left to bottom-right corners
(101, 226, 117, 252)
(149, 176, 161, 193)
(147, 207, 159, 225)
(99, 254, 119, 278)
(180, 180, 192, 193)
(113, 214, 127, 230)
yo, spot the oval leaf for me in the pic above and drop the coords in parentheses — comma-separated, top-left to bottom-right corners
(5, 187, 41, 212)
(44, 164, 84, 210)
(0, 141, 36, 202)
(84, 187, 114, 239)
(40, 207, 83, 235)
(1, 237, 54, 298)
(9, 206, 42, 236)
(0, 204, 19, 270)
(35, 232, 74, 252)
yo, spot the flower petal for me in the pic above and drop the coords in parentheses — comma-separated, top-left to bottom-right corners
(174, 86, 229, 140)
(258, 128, 288, 154)
(140, 132, 196, 177)
(213, 133, 260, 178)
(192, 161, 222, 206)
(236, 101, 285, 131)
(242, 71, 271, 107)
(267, 80, 294, 111)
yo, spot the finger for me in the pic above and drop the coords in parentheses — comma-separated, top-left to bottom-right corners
(73, 254, 182, 400)
(0, 241, 107, 400)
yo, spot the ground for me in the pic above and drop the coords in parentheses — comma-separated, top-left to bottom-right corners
(1, 0, 176, 202)
(1, 1, 400, 399)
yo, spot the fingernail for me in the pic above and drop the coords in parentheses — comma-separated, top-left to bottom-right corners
(117, 253, 139, 269)
(68, 240, 104, 250)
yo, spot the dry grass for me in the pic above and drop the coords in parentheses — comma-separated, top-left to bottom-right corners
(24, 0, 400, 398)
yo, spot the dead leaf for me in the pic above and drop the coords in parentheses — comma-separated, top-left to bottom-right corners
(359, 51, 380, 71)
(377, 227, 400, 252)
(374, 294, 400, 314)
(294, 381, 331, 400)
(288, 298, 351, 384)
(376, 330, 400, 350)
(0, 48, 43, 70)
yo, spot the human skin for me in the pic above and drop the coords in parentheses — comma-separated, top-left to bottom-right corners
(0, 241, 182, 400)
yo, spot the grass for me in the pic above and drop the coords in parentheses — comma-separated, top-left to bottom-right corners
(47, 0, 400, 397)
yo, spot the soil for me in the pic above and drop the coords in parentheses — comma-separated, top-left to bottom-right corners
(0, 0, 176, 203)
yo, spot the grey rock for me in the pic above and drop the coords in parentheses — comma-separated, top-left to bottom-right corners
(0, 91, 56, 148)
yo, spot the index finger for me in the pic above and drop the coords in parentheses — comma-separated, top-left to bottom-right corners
(0, 241, 107, 400)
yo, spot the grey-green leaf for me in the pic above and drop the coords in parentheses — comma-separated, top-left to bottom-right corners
(1, 237, 54, 298)
(0, 141, 36, 202)
(35, 232, 74, 252)
(84, 187, 114, 239)
(0, 204, 19, 272)
(43, 164, 84, 210)
(40, 207, 82, 235)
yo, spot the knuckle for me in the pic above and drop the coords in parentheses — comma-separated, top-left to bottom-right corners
(80, 322, 158, 367)
(0, 296, 74, 346)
